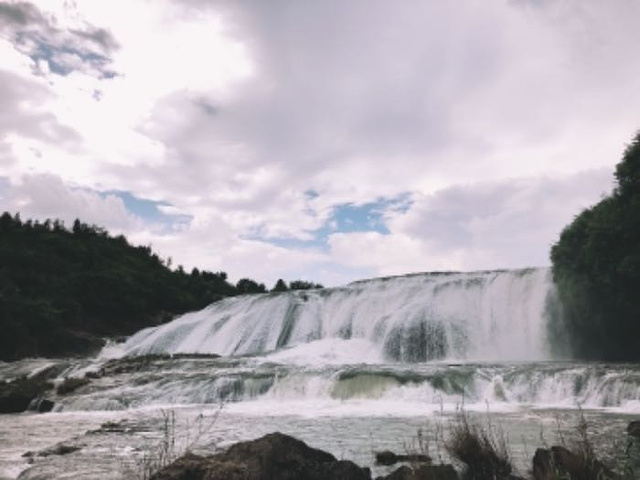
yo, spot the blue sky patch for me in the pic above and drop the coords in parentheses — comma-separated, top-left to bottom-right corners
(18, 32, 117, 78)
(257, 193, 413, 250)
(103, 190, 192, 232)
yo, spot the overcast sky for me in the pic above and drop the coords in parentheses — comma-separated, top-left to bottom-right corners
(0, 0, 637, 286)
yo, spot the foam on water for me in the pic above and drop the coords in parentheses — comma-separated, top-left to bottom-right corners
(262, 338, 383, 365)
(46, 357, 640, 415)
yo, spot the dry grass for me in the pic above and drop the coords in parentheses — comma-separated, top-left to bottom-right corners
(558, 410, 633, 480)
(128, 409, 178, 480)
(445, 411, 515, 480)
(122, 405, 224, 480)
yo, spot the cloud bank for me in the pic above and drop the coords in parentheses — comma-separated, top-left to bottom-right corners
(0, 0, 636, 285)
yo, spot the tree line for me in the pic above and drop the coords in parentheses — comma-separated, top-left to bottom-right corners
(0, 214, 322, 361)
(551, 131, 640, 361)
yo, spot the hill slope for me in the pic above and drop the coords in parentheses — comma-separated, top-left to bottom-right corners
(0, 214, 239, 360)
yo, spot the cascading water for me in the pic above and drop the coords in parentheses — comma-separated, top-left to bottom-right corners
(4, 268, 639, 480)
(35, 267, 637, 413)
(49, 358, 640, 412)
(123, 268, 556, 362)
(6, 266, 636, 415)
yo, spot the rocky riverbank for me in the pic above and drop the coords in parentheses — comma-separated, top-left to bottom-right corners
(3, 356, 639, 479)
(148, 428, 640, 480)
(14, 420, 640, 480)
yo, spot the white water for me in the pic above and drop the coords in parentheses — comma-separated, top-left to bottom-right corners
(104, 268, 636, 413)
(3, 267, 640, 479)
(47, 359, 640, 414)
(7, 267, 638, 414)
(123, 268, 555, 362)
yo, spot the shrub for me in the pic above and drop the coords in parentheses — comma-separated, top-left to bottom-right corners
(445, 412, 514, 480)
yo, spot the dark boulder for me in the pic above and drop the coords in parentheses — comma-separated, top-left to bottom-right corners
(376, 451, 401, 466)
(148, 452, 247, 480)
(532, 449, 553, 480)
(150, 432, 371, 480)
(56, 377, 90, 395)
(0, 381, 36, 414)
(628, 421, 640, 439)
(532, 446, 618, 480)
(0, 367, 60, 414)
(23, 443, 82, 458)
(27, 397, 55, 413)
(98, 353, 221, 378)
(378, 464, 458, 480)
(375, 450, 431, 466)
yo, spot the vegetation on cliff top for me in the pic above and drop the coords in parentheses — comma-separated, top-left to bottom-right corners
(0, 214, 322, 361)
(551, 131, 640, 360)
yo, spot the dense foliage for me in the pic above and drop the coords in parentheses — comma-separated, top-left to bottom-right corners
(288, 280, 325, 291)
(551, 132, 640, 360)
(0, 214, 322, 361)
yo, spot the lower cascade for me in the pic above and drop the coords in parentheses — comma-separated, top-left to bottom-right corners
(123, 268, 557, 362)
(47, 359, 640, 412)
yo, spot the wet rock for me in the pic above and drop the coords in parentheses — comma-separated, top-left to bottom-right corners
(148, 453, 246, 480)
(377, 451, 401, 466)
(532, 449, 553, 480)
(23, 443, 82, 458)
(375, 451, 431, 466)
(87, 419, 152, 435)
(551, 446, 585, 475)
(98, 353, 221, 377)
(56, 377, 90, 395)
(532, 446, 618, 480)
(98, 354, 172, 376)
(0, 367, 60, 414)
(0, 381, 36, 413)
(94, 420, 129, 434)
(628, 420, 640, 439)
(28, 397, 55, 413)
(379, 466, 412, 479)
(378, 464, 458, 480)
(150, 432, 371, 480)
(42, 444, 82, 457)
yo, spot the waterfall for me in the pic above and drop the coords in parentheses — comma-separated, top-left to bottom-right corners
(123, 268, 556, 362)
(54, 359, 640, 412)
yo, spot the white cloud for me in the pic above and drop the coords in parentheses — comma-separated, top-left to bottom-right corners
(127, 218, 330, 287)
(329, 231, 454, 277)
(2, 173, 138, 230)
(0, 0, 637, 285)
(327, 169, 614, 276)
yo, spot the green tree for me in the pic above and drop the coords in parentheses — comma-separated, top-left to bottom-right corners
(271, 279, 289, 292)
(289, 280, 324, 290)
(551, 131, 640, 360)
(0, 212, 324, 360)
(0, 213, 268, 360)
(236, 278, 267, 294)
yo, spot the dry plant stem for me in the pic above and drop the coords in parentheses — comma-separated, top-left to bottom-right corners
(123, 404, 223, 480)
(445, 409, 515, 480)
(184, 403, 223, 454)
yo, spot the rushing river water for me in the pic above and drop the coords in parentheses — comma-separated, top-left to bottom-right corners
(2, 355, 639, 479)
(2, 269, 639, 478)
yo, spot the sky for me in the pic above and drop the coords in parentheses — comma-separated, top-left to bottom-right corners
(0, 0, 638, 287)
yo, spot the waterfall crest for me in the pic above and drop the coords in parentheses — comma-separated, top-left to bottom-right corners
(123, 268, 556, 362)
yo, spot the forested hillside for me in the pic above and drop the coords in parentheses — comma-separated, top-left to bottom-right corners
(551, 132, 640, 360)
(0, 214, 240, 360)
(0, 214, 322, 361)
